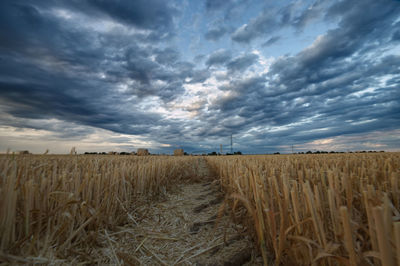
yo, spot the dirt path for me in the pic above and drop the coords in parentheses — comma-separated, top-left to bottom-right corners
(94, 159, 262, 265)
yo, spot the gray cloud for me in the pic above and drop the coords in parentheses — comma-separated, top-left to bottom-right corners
(205, 0, 232, 11)
(0, 0, 187, 138)
(187, 69, 211, 84)
(155, 48, 180, 65)
(231, 9, 279, 43)
(226, 53, 259, 72)
(231, 1, 329, 43)
(262, 36, 280, 47)
(201, 0, 400, 153)
(205, 26, 228, 41)
(86, 0, 176, 32)
(206, 49, 232, 67)
(0, 0, 399, 154)
(281, 0, 327, 30)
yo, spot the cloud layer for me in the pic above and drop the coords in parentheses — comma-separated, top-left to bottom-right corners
(0, 0, 399, 154)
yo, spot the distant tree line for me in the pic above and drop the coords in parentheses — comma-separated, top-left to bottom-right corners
(271, 150, 385, 155)
(205, 151, 242, 156)
(84, 151, 135, 155)
(301, 150, 385, 154)
(84, 151, 191, 156)
(83, 150, 385, 156)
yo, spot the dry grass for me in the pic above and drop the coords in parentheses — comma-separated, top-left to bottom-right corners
(2, 152, 399, 265)
(0, 154, 201, 263)
(206, 153, 400, 265)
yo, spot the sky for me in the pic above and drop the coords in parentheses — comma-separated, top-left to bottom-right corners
(0, 0, 399, 154)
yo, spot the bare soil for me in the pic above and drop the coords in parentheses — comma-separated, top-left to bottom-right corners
(92, 159, 263, 265)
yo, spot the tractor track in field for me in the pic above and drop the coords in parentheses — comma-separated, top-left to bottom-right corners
(92, 158, 262, 265)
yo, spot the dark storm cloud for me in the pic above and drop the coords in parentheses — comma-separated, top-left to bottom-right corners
(1, 0, 399, 154)
(268, 0, 400, 95)
(392, 30, 400, 42)
(280, 0, 326, 30)
(0, 2, 99, 67)
(120, 52, 205, 100)
(262, 36, 280, 47)
(226, 53, 259, 72)
(202, 0, 400, 153)
(206, 49, 232, 67)
(24, 0, 177, 35)
(85, 0, 176, 32)
(205, 26, 228, 41)
(231, 1, 328, 43)
(206, 51, 258, 73)
(204, 0, 251, 22)
(155, 48, 180, 65)
(0, 44, 165, 135)
(125, 48, 158, 85)
(205, 0, 232, 11)
(231, 8, 278, 43)
(187, 69, 211, 84)
(0, 78, 161, 136)
(203, 0, 252, 45)
(0, 0, 192, 141)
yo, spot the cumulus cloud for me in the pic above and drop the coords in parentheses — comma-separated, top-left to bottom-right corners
(84, 0, 176, 32)
(205, 0, 400, 152)
(206, 49, 232, 67)
(262, 36, 280, 47)
(231, 11, 278, 43)
(226, 53, 259, 72)
(231, 1, 329, 43)
(205, 25, 228, 41)
(0, 1, 187, 138)
(204, 0, 231, 11)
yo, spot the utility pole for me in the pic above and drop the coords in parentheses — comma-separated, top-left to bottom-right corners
(220, 144, 222, 155)
(230, 134, 233, 154)
(291, 145, 294, 154)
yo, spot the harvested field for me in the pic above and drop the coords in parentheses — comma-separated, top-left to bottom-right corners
(100, 160, 260, 265)
(0, 155, 261, 265)
(207, 152, 400, 265)
(1, 153, 399, 265)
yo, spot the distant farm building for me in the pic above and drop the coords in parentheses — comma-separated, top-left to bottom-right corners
(137, 149, 150, 156)
(18, 150, 30, 155)
(70, 147, 77, 155)
(174, 149, 184, 156)
(108, 151, 118, 155)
